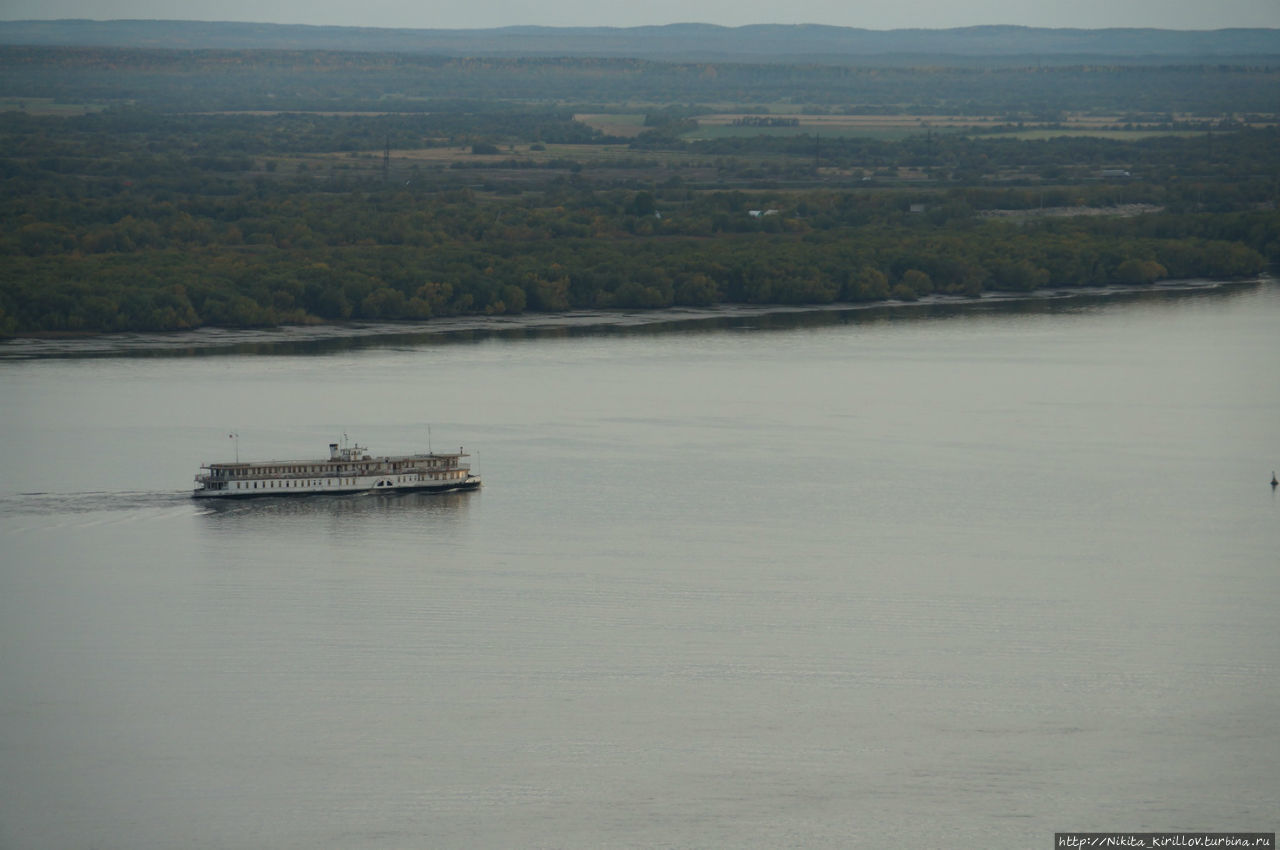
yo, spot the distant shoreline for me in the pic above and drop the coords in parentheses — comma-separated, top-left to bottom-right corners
(0, 277, 1266, 360)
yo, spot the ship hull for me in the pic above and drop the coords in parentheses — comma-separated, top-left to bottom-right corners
(192, 477, 480, 499)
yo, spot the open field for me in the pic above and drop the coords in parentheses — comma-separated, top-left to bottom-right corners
(573, 113, 648, 137)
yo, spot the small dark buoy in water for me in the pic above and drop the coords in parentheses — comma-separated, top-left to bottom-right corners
(1273, 471, 1278, 488)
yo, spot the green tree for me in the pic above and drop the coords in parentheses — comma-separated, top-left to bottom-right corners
(899, 269, 933, 298)
(1113, 258, 1167, 285)
(846, 266, 889, 301)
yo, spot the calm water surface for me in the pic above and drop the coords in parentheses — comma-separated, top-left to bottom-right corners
(2, 285, 1278, 848)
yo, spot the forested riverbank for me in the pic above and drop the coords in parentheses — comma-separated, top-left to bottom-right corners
(2, 209, 1270, 336)
(1, 44, 1276, 336)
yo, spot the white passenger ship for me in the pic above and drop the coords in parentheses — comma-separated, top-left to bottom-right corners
(192, 440, 480, 499)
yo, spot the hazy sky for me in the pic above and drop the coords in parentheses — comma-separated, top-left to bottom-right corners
(2, 0, 1278, 30)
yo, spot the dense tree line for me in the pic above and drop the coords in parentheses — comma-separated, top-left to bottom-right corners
(0, 108, 606, 164)
(3, 183, 1271, 334)
(4, 46, 1280, 114)
(686, 129, 1280, 188)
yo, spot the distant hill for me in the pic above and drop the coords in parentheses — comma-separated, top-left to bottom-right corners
(1, 20, 1278, 64)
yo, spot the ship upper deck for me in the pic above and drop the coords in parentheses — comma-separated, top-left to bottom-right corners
(201, 446, 468, 477)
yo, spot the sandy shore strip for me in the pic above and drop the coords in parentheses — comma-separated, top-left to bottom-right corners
(0, 278, 1264, 360)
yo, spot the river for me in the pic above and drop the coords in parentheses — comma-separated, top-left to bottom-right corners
(2, 282, 1277, 848)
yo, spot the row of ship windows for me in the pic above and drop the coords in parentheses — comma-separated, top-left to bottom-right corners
(217, 467, 365, 478)
(215, 464, 455, 478)
(229, 471, 463, 490)
(235, 478, 364, 489)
